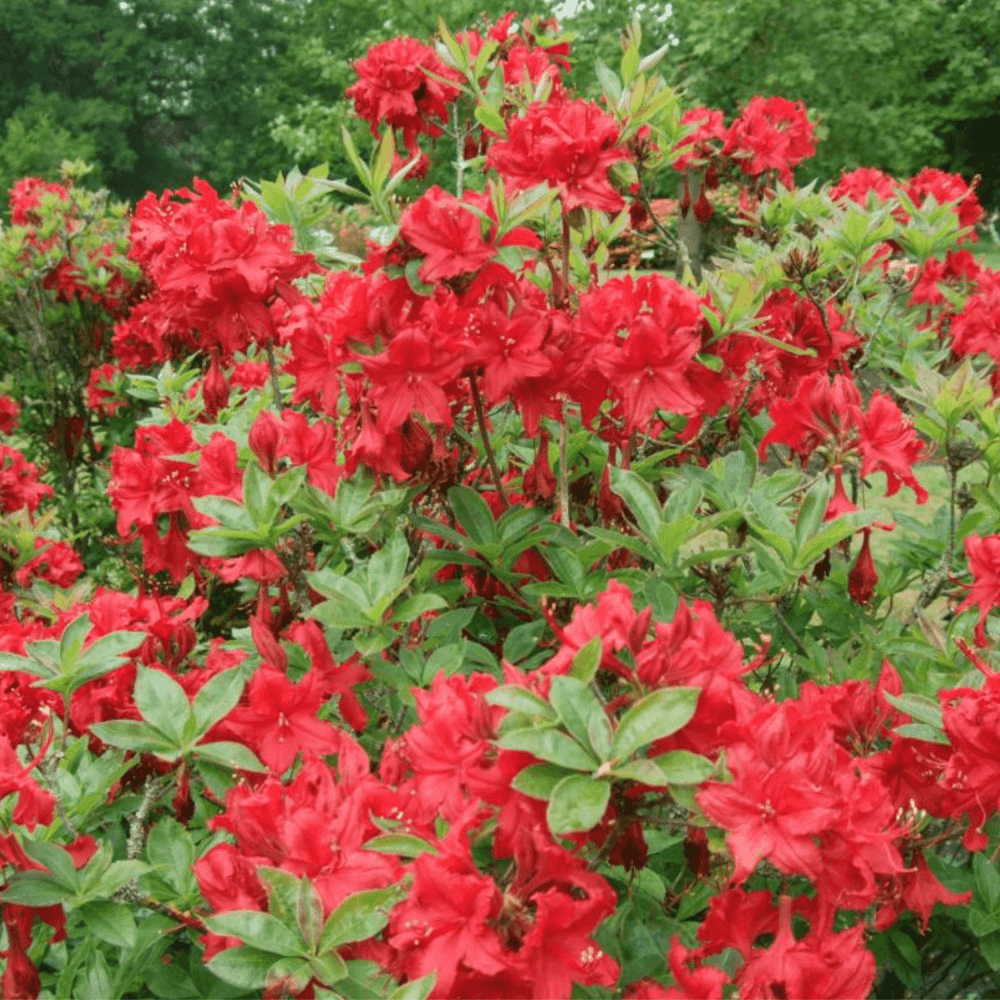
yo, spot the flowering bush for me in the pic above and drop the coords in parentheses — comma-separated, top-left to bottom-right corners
(3, 12, 1000, 1000)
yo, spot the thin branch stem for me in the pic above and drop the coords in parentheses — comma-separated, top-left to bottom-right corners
(558, 404, 570, 527)
(469, 372, 508, 509)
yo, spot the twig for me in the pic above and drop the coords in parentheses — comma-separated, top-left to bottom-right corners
(468, 372, 508, 509)
(127, 775, 168, 861)
(558, 405, 570, 527)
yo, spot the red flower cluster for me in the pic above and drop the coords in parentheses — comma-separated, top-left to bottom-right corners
(347, 37, 461, 145)
(116, 180, 317, 366)
(759, 372, 927, 509)
(724, 96, 816, 187)
(487, 99, 630, 214)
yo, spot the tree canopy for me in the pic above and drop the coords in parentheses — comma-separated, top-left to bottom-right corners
(2, 0, 998, 209)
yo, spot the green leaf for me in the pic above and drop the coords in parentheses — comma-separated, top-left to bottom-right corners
(368, 530, 410, 604)
(883, 691, 944, 729)
(474, 104, 506, 136)
(610, 757, 670, 786)
(393, 592, 448, 623)
(319, 886, 399, 951)
(510, 762, 577, 799)
(59, 612, 92, 666)
(204, 911, 305, 958)
(612, 687, 700, 760)
(498, 726, 598, 771)
(21, 838, 80, 890)
(134, 667, 193, 745)
(609, 467, 662, 539)
(652, 749, 716, 784)
(194, 741, 268, 772)
(73, 630, 145, 686)
(92, 860, 151, 897)
(208, 946, 282, 990)
(363, 834, 439, 858)
(308, 952, 349, 986)
(569, 635, 602, 683)
(77, 900, 136, 949)
(192, 667, 246, 733)
(372, 129, 396, 193)
(548, 675, 613, 762)
(2, 871, 70, 906)
(485, 685, 558, 722)
(594, 59, 623, 105)
(547, 774, 611, 834)
(447, 486, 497, 547)
(89, 719, 179, 755)
(389, 971, 438, 999)
(502, 619, 547, 663)
(145, 817, 196, 895)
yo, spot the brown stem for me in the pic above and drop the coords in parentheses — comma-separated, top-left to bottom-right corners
(469, 372, 508, 509)
(558, 405, 570, 526)
(561, 210, 571, 307)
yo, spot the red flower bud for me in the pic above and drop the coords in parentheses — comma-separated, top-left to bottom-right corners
(248, 410, 282, 476)
(523, 432, 556, 502)
(848, 527, 877, 604)
(693, 190, 714, 224)
(202, 357, 230, 419)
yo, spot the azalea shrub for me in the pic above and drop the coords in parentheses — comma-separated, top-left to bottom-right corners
(4, 11, 1000, 1000)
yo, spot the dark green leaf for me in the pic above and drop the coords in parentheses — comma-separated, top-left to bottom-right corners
(447, 486, 497, 547)
(77, 900, 136, 949)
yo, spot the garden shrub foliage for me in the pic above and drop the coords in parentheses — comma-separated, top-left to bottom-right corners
(3, 11, 1000, 1000)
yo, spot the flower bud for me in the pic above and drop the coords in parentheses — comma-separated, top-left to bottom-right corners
(248, 410, 282, 477)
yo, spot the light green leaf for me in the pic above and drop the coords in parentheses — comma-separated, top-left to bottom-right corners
(547, 774, 611, 834)
(612, 687, 700, 760)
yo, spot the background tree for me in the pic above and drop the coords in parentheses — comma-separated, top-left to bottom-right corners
(661, 0, 1000, 209)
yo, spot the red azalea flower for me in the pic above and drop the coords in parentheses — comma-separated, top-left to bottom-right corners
(221, 668, 342, 773)
(955, 533, 1000, 646)
(399, 187, 496, 283)
(347, 36, 460, 139)
(486, 99, 630, 214)
(724, 96, 816, 186)
(0, 395, 20, 435)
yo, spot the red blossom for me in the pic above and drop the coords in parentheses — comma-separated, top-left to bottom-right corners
(399, 187, 496, 283)
(347, 37, 460, 140)
(724, 96, 816, 186)
(486, 100, 630, 214)
(955, 533, 1000, 646)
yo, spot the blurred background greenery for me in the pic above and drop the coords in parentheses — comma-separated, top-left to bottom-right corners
(1, 0, 997, 213)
